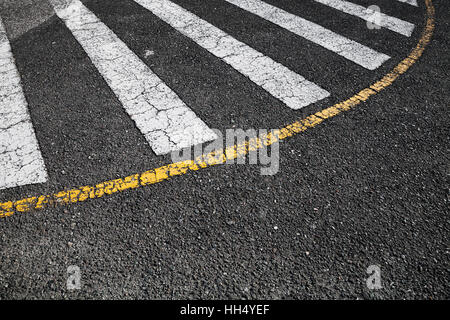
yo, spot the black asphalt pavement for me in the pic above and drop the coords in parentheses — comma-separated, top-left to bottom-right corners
(0, 0, 448, 299)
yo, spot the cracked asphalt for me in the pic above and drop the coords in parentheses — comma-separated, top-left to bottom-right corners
(0, 0, 449, 299)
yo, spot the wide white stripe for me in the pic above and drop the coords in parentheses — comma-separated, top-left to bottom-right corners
(49, 0, 217, 155)
(0, 16, 47, 190)
(134, 0, 330, 110)
(314, 0, 415, 36)
(397, 0, 418, 6)
(225, 0, 390, 70)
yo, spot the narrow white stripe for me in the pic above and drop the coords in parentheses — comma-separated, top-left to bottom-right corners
(133, 0, 330, 110)
(225, 0, 390, 70)
(49, 0, 217, 155)
(0, 16, 47, 190)
(397, 0, 418, 6)
(314, 0, 415, 36)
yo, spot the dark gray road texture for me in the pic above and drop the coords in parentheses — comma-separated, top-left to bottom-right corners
(0, 0, 448, 299)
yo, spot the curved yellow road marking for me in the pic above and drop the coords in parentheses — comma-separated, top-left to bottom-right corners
(0, 0, 435, 218)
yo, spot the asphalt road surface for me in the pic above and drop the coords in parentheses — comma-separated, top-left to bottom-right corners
(0, 0, 448, 299)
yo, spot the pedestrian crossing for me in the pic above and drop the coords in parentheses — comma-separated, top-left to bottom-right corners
(0, 15, 48, 190)
(314, 0, 416, 36)
(133, 0, 330, 109)
(50, 0, 218, 156)
(0, 0, 419, 190)
(224, 0, 390, 70)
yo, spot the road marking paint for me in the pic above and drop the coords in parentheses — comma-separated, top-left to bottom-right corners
(0, 0, 435, 218)
(397, 0, 418, 7)
(133, 0, 330, 110)
(314, 0, 416, 36)
(49, 0, 217, 155)
(225, 0, 390, 70)
(0, 15, 48, 191)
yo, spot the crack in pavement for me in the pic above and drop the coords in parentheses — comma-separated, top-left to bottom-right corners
(0, 14, 47, 190)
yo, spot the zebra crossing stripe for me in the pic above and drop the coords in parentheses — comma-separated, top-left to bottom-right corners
(49, 0, 217, 156)
(225, 0, 390, 70)
(0, 15, 48, 191)
(397, 0, 419, 6)
(314, 0, 416, 37)
(133, 0, 330, 110)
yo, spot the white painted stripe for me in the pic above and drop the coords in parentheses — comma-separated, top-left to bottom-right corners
(0, 15, 48, 190)
(397, 0, 418, 7)
(49, 0, 217, 155)
(314, 0, 415, 36)
(225, 0, 390, 70)
(133, 0, 330, 110)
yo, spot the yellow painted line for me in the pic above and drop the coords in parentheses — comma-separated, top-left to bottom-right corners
(0, 0, 435, 218)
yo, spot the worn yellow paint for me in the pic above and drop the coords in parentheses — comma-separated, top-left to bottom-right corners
(0, 0, 436, 218)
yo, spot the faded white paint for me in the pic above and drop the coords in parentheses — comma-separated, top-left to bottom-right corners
(397, 0, 418, 7)
(314, 0, 415, 36)
(225, 0, 390, 70)
(133, 0, 330, 110)
(0, 15, 47, 190)
(49, 0, 217, 155)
